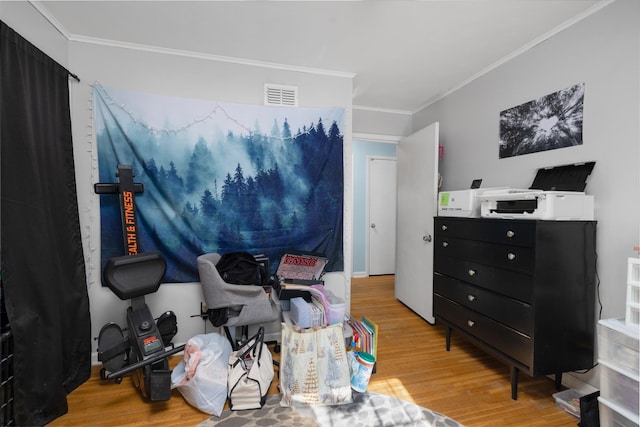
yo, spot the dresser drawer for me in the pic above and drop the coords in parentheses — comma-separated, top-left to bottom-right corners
(434, 274, 532, 335)
(435, 217, 535, 247)
(434, 295, 533, 368)
(434, 256, 533, 303)
(435, 236, 534, 274)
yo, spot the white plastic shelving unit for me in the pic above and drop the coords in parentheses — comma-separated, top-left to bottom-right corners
(597, 317, 640, 427)
(627, 258, 640, 328)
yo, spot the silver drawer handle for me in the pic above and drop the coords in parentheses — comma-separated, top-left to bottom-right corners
(506, 230, 515, 238)
(442, 241, 449, 248)
(468, 269, 476, 276)
(507, 252, 516, 261)
(467, 320, 475, 327)
(467, 294, 476, 302)
(441, 224, 448, 231)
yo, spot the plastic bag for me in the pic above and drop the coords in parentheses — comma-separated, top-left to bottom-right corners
(170, 333, 232, 415)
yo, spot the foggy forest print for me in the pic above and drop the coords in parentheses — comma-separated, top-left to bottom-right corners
(93, 85, 344, 282)
(499, 83, 585, 159)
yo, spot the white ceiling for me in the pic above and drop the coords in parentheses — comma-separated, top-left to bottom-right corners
(34, 0, 607, 113)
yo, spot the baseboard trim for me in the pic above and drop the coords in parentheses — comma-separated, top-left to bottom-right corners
(551, 371, 599, 394)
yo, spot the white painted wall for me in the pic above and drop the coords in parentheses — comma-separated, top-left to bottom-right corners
(2, 2, 354, 362)
(353, 107, 413, 137)
(413, 0, 640, 389)
(0, 2, 68, 67)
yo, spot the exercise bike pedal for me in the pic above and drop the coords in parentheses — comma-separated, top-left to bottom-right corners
(97, 322, 128, 373)
(156, 310, 178, 345)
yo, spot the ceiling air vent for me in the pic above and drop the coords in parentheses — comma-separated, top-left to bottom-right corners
(264, 84, 298, 107)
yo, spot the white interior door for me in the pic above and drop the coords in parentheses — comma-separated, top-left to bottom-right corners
(395, 122, 439, 324)
(368, 156, 397, 275)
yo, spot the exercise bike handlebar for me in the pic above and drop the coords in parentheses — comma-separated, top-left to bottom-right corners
(105, 343, 186, 381)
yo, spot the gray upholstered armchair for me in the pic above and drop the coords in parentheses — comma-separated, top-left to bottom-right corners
(197, 253, 280, 348)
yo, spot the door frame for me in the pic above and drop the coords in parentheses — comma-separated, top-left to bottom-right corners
(365, 155, 397, 276)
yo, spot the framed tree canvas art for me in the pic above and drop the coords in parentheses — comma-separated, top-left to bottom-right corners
(499, 83, 585, 159)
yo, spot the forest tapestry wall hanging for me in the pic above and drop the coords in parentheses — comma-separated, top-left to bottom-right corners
(93, 84, 344, 283)
(499, 83, 585, 159)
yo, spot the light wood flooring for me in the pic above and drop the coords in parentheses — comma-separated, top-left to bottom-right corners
(50, 275, 578, 426)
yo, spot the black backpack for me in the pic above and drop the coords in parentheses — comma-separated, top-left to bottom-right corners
(216, 252, 270, 286)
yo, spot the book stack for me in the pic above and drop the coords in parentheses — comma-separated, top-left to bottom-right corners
(273, 253, 328, 309)
(346, 315, 378, 361)
(276, 253, 327, 281)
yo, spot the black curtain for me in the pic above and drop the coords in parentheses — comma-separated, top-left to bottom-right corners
(0, 21, 91, 426)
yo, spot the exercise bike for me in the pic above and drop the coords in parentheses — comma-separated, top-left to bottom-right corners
(95, 165, 185, 401)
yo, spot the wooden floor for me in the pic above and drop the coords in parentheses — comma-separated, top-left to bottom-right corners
(50, 275, 578, 426)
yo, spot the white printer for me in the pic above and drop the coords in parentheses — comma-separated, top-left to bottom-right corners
(438, 186, 507, 218)
(478, 162, 595, 221)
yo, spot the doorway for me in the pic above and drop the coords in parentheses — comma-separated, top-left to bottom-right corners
(367, 156, 397, 275)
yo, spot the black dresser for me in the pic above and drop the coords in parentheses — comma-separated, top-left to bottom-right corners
(433, 217, 597, 399)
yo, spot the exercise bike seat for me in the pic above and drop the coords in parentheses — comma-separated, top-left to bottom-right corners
(103, 251, 166, 300)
